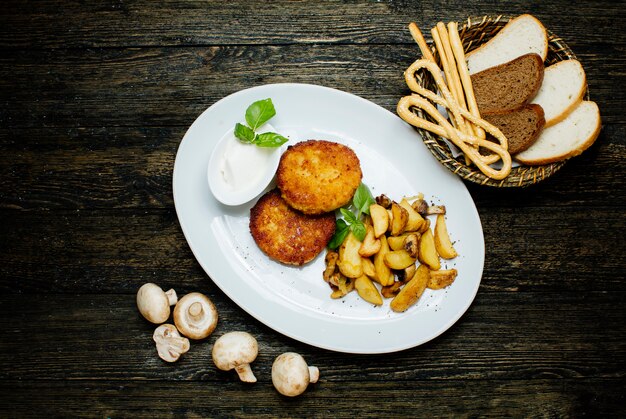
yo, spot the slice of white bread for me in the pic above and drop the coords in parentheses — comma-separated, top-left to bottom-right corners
(531, 59, 587, 127)
(466, 14, 548, 75)
(515, 101, 601, 165)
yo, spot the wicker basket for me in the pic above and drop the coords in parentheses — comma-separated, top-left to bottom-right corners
(410, 15, 586, 187)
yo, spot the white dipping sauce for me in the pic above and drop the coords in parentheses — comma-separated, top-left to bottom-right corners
(219, 123, 277, 191)
(208, 122, 284, 206)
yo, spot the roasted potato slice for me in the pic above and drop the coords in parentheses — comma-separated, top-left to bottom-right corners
(399, 198, 425, 232)
(387, 234, 409, 251)
(361, 257, 376, 278)
(418, 218, 431, 234)
(381, 281, 403, 299)
(390, 202, 408, 236)
(434, 214, 458, 259)
(370, 204, 389, 238)
(390, 264, 430, 312)
(373, 235, 394, 286)
(355, 275, 383, 306)
(384, 249, 417, 270)
(428, 269, 458, 289)
(338, 231, 363, 278)
(359, 225, 381, 257)
(418, 228, 441, 270)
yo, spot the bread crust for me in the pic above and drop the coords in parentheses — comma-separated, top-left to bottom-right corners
(277, 140, 362, 215)
(465, 14, 548, 62)
(249, 189, 336, 266)
(540, 60, 588, 127)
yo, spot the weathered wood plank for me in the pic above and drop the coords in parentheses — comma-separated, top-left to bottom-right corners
(0, 293, 624, 381)
(0, 45, 623, 128)
(0, 0, 623, 49)
(0, 205, 624, 293)
(0, 378, 623, 417)
(0, 124, 623, 211)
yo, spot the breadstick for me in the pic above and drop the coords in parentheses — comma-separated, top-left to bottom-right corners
(436, 22, 468, 123)
(448, 21, 485, 141)
(434, 22, 474, 165)
(408, 22, 436, 62)
(397, 95, 512, 180)
(400, 58, 512, 176)
(430, 25, 468, 135)
(404, 59, 507, 162)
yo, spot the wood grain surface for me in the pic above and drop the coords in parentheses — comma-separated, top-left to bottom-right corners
(0, 0, 624, 417)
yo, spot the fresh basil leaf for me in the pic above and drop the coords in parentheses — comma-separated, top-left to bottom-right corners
(254, 132, 289, 148)
(328, 219, 350, 250)
(234, 123, 256, 143)
(350, 219, 367, 241)
(340, 208, 358, 225)
(245, 98, 276, 130)
(353, 183, 375, 215)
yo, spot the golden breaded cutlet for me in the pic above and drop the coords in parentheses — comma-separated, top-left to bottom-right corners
(249, 189, 336, 266)
(276, 140, 362, 215)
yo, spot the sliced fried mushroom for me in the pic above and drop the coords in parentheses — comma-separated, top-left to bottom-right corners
(272, 352, 319, 397)
(212, 331, 258, 383)
(173, 292, 218, 340)
(137, 283, 178, 324)
(153, 324, 190, 362)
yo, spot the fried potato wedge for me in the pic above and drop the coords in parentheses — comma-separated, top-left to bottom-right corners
(361, 257, 376, 279)
(434, 214, 458, 259)
(399, 198, 425, 232)
(370, 204, 389, 238)
(359, 225, 381, 257)
(338, 231, 363, 278)
(390, 202, 409, 236)
(418, 228, 441, 270)
(384, 249, 417, 270)
(428, 268, 458, 290)
(390, 264, 430, 312)
(373, 235, 394, 286)
(387, 234, 409, 251)
(355, 275, 383, 306)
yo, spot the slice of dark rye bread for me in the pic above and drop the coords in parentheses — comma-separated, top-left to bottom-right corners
(470, 53, 544, 114)
(483, 104, 546, 155)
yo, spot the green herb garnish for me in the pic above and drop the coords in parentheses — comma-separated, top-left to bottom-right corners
(234, 98, 288, 147)
(328, 183, 375, 249)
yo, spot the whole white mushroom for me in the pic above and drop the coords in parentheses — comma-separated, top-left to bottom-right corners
(271, 352, 319, 397)
(173, 292, 218, 340)
(136, 283, 178, 324)
(212, 331, 258, 383)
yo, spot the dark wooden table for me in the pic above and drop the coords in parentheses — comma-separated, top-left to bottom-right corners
(1, 1, 624, 417)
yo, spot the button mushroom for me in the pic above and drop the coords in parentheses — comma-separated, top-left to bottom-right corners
(173, 292, 218, 340)
(153, 324, 190, 362)
(271, 352, 319, 397)
(212, 331, 258, 383)
(136, 283, 178, 324)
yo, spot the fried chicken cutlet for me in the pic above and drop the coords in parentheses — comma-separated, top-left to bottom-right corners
(276, 140, 362, 215)
(249, 189, 335, 266)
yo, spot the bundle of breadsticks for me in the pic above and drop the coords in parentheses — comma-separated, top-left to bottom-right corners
(397, 22, 512, 180)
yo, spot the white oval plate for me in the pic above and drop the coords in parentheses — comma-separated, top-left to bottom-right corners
(173, 83, 484, 354)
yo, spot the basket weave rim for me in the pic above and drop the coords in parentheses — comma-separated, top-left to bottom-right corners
(410, 15, 583, 187)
